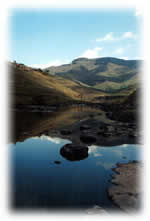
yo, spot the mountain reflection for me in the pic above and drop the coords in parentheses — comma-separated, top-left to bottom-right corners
(11, 105, 137, 146)
(11, 106, 105, 143)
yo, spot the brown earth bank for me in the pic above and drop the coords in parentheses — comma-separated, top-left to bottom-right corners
(108, 161, 143, 213)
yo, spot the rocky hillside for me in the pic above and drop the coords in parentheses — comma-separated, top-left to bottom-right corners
(45, 57, 141, 93)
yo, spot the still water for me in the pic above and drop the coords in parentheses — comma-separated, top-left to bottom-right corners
(11, 134, 140, 210)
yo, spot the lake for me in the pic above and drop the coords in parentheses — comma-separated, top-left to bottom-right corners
(10, 107, 141, 211)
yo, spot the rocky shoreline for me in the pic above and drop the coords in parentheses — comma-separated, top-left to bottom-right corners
(108, 161, 143, 213)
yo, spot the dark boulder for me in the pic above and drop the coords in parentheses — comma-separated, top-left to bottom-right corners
(102, 133, 111, 137)
(128, 133, 135, 138)
(80, 125, 91, 130)
(106, 112, 113, 118)
(99, 122, 109, 130)
(98, 128, 107, 133)
(89, 114, 94, 118)
(60, 129, 72, 135)
(80, 135, 97, 144)
(60, 144, 88, 161)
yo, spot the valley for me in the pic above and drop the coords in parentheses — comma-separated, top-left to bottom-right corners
(10, 57, 142, 212)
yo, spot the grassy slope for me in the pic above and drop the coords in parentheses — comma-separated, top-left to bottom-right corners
(9, 63, 108, 106)
(94, 74, 139, 92)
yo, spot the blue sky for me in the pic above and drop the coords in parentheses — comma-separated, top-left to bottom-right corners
(9, 8, 142, 68)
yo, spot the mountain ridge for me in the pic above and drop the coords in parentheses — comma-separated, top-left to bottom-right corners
(9, 57, 141, 108)
(45, 57, 141, 93)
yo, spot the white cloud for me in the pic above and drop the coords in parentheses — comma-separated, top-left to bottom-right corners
(118, 57, 129, 60)
(135, 7, 143, 16)
(96, 32, 115, 42)
(133, 56, 143, 60)
(122, 32, 137, 39)
(96, 32, 137, 43)
(114, 48, 124, 55)
(29, 59, 70, 69)
(79, 47, 103, 59)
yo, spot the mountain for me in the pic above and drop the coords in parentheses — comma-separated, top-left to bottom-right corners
(45, 57, 141, 93)
(9, 57, 141, 108)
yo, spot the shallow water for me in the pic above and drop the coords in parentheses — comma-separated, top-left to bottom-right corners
(10, 134, 140, 210)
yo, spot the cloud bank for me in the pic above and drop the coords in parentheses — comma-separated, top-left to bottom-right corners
(78, 47, 103, 59)
(96, 32, 137, 42)
(29, 59, 70, 69)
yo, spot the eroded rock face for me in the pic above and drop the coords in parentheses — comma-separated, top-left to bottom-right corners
(60, 143, 88, 161)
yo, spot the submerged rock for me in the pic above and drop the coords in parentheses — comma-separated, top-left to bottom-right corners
(54, 161, 61, 164)
(60, 143, 88, 161)
(122, 156, 127, 159)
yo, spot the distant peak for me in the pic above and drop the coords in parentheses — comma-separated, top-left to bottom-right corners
(72, 57, 89, 64)
(95, 57, 124, 62)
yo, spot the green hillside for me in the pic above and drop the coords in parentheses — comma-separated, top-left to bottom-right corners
(45, 57, 141, 93)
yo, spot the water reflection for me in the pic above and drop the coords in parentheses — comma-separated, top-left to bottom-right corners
(11, 133, 140, 209)
(10, 106, 140, 209)
(11, 105, 137, 147)
(11, 106, 105, 143)
(88, 145, 103, 157)
(33, 135, 66, 144)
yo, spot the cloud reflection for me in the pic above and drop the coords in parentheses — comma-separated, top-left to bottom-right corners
(32, 135, 70, 144)
(96, 161, 114, 170)
(88, 145, 102, 157)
